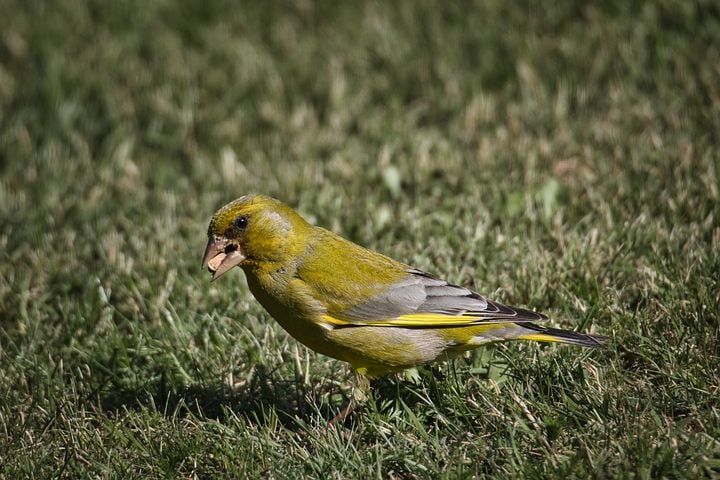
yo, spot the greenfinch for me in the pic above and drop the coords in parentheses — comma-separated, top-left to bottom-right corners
(202, 195, 607, 379)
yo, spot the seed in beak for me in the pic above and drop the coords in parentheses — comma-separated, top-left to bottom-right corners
(207, 253, 226, 272)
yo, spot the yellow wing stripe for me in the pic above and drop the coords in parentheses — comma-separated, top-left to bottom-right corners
(322, 313, 512, 328)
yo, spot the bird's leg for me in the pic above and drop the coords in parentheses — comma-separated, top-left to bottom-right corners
(327, 399, 358, 427)
(327, 372, 371, 427)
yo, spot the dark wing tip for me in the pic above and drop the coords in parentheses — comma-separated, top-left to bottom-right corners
(478, 298, 549, 322)
(523, 324, 610, 348)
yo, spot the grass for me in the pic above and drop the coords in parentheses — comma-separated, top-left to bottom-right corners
(1, 0, 719, 477)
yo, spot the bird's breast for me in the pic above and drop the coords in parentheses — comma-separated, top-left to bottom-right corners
(244, 271, 345, 360)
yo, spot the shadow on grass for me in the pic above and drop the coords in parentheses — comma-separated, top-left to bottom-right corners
(95, 365, 348, 429)
(94, 366, 447, 430)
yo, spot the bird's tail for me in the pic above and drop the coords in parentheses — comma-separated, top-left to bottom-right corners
(517, 324, 608, 348)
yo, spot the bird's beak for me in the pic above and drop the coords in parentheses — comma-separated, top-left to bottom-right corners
(202, 236, 246, 282)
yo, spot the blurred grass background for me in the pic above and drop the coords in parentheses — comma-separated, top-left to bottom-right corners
(1, 0, 719, 477)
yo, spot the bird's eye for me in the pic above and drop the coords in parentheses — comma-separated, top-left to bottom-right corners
(234, 215, 248, 230)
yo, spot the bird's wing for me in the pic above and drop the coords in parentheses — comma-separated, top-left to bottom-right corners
(323, 269, 548, 328)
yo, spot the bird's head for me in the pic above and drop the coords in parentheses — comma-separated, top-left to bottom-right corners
(202, 195, 311, 281)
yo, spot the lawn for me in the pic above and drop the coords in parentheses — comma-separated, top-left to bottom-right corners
(1, 1, 719, 478)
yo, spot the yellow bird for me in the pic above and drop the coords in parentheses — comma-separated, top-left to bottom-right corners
(202, 195, 607, 379)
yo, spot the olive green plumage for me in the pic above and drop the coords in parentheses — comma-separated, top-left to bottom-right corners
(203, 195, 607, 378)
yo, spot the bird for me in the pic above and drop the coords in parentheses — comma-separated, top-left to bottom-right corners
(202, 194, 607, 382)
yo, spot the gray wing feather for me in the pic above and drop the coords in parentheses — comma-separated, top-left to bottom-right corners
(341, 269, 547, 324)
